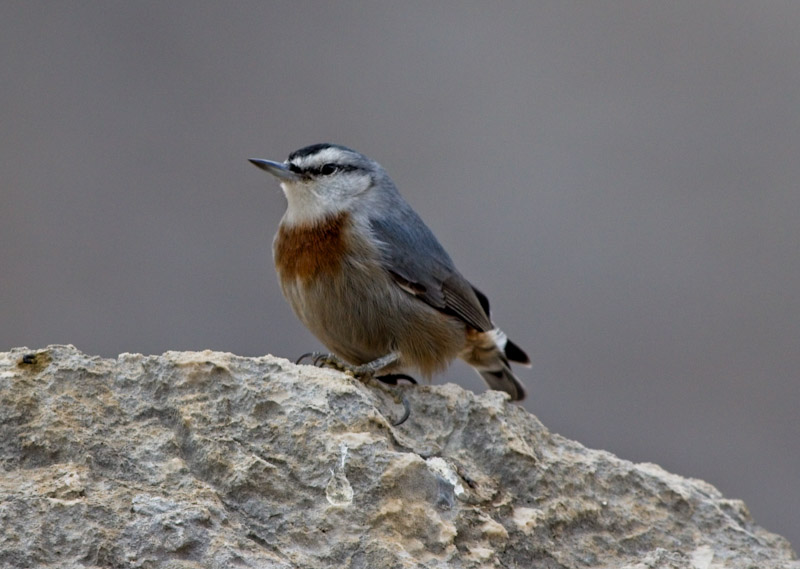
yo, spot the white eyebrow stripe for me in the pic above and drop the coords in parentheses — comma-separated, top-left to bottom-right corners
(291, 147, 355, 169)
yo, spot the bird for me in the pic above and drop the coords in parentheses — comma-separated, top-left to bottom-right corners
(249, 143, 529, 400)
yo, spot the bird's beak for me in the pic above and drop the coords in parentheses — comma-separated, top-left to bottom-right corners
(248, 159, 301, 182)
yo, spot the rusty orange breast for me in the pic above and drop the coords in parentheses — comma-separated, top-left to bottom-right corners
(274, 211, 352, 281)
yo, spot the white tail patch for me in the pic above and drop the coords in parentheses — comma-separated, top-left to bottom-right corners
(488, 328, 509, 351)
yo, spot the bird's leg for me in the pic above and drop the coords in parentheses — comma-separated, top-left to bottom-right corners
(296, 352, 400, 379)
(348, 353, 400, 378)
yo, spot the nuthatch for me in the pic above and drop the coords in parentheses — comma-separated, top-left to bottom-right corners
(249, 143, 529, 400)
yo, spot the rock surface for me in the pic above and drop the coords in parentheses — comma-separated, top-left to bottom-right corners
(0, 345, 796, 569)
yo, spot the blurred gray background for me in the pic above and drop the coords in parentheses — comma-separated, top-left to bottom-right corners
(2, 2, 798, 547)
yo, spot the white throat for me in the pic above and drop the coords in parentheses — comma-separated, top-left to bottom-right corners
(280, 182, 342, 226)
(279, 172, 372, 226)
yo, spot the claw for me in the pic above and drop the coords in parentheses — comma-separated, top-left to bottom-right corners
(295, 352, 318, 365)
(392, 395, 411, 426)
(377, 373, 418, 385)
(295, 352, 345, 369)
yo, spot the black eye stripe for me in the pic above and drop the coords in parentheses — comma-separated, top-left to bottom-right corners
(293, 163, 360, 177)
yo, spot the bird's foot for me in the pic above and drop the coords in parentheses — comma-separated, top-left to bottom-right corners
(295, 352, 400, 379)
(372, 374, 416, 425)
(295, 352, 412, 426)
(296, 352, 351, 372)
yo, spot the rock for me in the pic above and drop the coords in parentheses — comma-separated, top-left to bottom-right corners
(0, 345, 796, 569)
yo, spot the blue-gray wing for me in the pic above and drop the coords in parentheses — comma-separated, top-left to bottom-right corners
(369, 209, 493, 332)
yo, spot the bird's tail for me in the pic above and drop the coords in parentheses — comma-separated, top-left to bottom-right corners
(463, 328, 530, 401)
(478, 363, 526, 401)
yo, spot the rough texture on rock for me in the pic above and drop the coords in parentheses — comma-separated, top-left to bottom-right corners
(0, 345, 796, 568)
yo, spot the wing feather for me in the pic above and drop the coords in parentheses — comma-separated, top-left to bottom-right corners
(370, 211, 492, 332)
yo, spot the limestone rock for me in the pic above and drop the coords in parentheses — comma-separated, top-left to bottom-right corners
(0, 345, 796, 568)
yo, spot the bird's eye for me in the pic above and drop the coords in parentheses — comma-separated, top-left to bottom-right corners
(319, 163, 338, 176)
